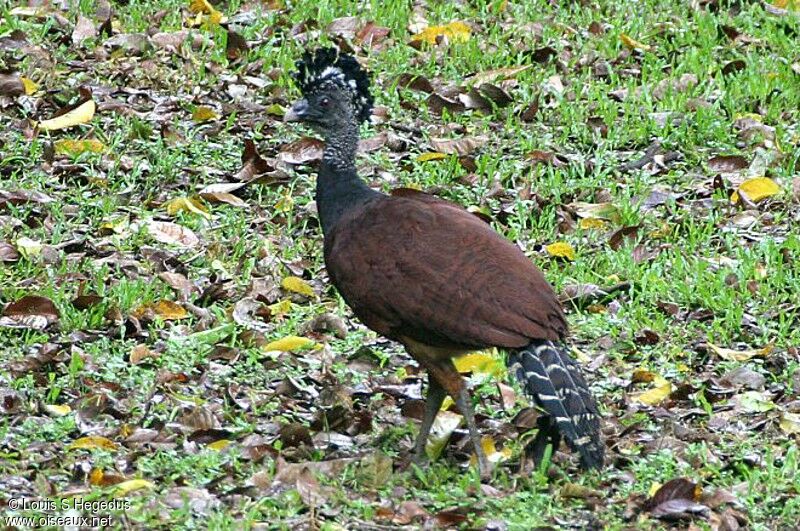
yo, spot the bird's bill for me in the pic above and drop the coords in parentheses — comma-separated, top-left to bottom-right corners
(284, 99, 309, 122)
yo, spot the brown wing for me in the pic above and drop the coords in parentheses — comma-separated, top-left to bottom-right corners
(324, 190, 567, 350)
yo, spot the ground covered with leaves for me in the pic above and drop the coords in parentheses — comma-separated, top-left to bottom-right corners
(1, 0, 800, 529)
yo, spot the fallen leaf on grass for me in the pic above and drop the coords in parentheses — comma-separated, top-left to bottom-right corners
(429, 136, 487, 156)
(20, 77, 37, 95)
(199, 190, 247, 207)
(279, 137, 324, 165)
(263, 335, 318, 353)
(579, 218, 608, 230)
(130, 344, 159, 365)
(417, 152, 448, 162)
(620, 33, 652, 51)
(0, 243, 20, 262)
(1, 295, 60, 330)
(15, 237, 43, 259)
(72, 15, 97, 45)
(709, 155, 748, 172)
(89, 469, 128, 487)
(470, 436, 511, 465)
(43, 404, 72, 416)
(69, 435, 118, 451)
(570, 201, 621, 222)
(707, 342, 772, 362)
(192, 106, 219, 122)
(131, 300, 189, 321)
(165, 196, 211, 218)
(546, 242, 576, 261)
(146, 220, 199, 248)
(779, 412, 800, 434)
(454, 351, 504, 377)
(38, 99, 96, 131)
(644, 478, 708, 521)
(113, 479, 154, 497)
(410, 21, 470, 46)
(0, 73, 25, 96)
(54, 139, 106, 155)
(281, 276, 315, 297)
(634, 375, 672, 405)
(189, 0, 225, 24)
(731, 177, 780, 204)
(733, 391, 775, 413)
(426, 409, 462, 459)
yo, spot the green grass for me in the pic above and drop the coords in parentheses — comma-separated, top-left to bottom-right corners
(1, 0, 800, 529)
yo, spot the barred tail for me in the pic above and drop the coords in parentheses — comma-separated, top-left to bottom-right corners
(507, 340, 604, 469)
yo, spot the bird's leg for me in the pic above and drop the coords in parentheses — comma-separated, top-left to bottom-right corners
(412, 374, 446, 466)
(454, 386, 492, 481)
(522, 418, 561, 473)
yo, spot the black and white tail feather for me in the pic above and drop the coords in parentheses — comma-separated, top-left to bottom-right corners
(507, 340, 604, 469)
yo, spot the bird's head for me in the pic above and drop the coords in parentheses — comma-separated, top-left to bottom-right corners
(284, 47, 373, 135)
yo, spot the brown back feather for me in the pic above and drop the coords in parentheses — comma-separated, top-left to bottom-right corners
(324, 191, 567, 350)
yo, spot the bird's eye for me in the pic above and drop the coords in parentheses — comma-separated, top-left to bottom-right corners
(320, 97, 331, 107)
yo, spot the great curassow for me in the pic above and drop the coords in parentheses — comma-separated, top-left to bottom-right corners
(284, 48, 604, 478)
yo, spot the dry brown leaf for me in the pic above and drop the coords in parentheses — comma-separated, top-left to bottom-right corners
(279, 137, 324, 165)
(146, 220, 199, 248)
(429, 136, 487, 156)
(1, 295, 60, 330)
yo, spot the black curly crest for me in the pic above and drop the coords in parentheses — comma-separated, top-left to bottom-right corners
(293, 47, 374, 123)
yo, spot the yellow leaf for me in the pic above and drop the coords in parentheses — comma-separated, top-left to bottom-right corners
(152, 300, 188, 320)
(16, 237, 42, 259)
(54, 139, 106, 155)
(89, 468, 105, 486)
(99, 216, 129, 235)
(454, 351, 504, 377)
(648, 481, 662, 498)
(620, 33, 652, 52)
(281, 276, 315, 297)
(20, 77, 38, 95)
(44, 404, 72, 416)
(263, 335, 317, 352)
(780, 412, 800, 435)
(707, 342, 773, 362)
(470, 436, 512, 466)
(634, 375, 671, 405)
(207, 10, 223, 24)
(546, 241, 576, 261)
(731, 177, 780, 203)
(131, 300, 188, 320)
(426, 410, 462, 459)
(416, 152, 448, 162)
(275, 193, 294, 213)
(579, 217, 608, 230)
(165, 196, 211, 218)
(38, 99, 96, 131)
(192, 106, 219, 122)
(189, 0, 215, 13)
(69, 436, 118, 451)
(411, 21, 471, 45)
(267, 299, 293, 317)
(631, 369, 656, 383)
(207, 439, 232, 451)
(113, 479, 154, 496)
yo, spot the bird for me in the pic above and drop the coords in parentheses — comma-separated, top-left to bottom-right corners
(283, 47, 604, 479)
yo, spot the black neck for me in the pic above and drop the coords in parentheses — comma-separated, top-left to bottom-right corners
(316, 123, 379, 235)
